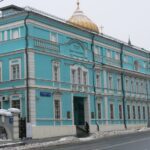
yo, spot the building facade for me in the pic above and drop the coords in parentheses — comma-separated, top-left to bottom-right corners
(0, 4, 150, 138)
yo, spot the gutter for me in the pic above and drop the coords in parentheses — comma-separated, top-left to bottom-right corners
(91, 34, 98, 129)
(24, 11, 30, 123)
(120, 44, 127, 129)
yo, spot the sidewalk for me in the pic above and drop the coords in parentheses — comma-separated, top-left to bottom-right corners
(0, 127, 150, 150)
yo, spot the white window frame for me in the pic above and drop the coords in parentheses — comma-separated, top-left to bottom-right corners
(50, 32, 58, 43)
(9, 58, 21, 80)
(53, 94, 62, 120)
(52, 61, 60, 82)
(115, 52, 120, 60)
(94, 46, 99, 55)
(96, 72, 100, 88)
(107, 50, 111, 58)
(4, 31, 7, 41)
(117, 77, 121, 91)
(108, 73, 113, 89)
(12, 28, 20, 39)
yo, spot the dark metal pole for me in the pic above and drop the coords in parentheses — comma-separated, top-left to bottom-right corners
(120, 44, 127, 129)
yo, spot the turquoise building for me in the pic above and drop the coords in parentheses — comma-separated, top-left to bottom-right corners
(0, 3, 150, 138)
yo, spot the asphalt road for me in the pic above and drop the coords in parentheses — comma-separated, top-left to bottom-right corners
(42, 131, 150, 150)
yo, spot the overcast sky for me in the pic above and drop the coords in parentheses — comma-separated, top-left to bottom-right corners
(1, 0, 150, 50)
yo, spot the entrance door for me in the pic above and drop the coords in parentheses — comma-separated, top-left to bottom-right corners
(73, 97, 85, 125)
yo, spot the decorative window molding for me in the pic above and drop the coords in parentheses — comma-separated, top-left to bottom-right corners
(53, 94, 61, 120)
(12, 28, 20, 39)
(9, 58, 21, 80)
(52, 61, 60, 82)
(117, 77, 121, 91)
(108, 73, 113, 89)
(96, 72, 100, 88)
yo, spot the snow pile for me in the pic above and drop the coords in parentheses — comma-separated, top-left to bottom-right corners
(1, 127, 150, 150)
(138, 127, 150, 132)
(8, 108, 20, 114)
(0, 109, 12, 116)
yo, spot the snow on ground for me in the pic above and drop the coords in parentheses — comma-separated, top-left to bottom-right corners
(1, 127, 149, 150)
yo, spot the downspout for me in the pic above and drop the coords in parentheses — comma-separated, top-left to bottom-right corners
(120, 44, 127, 129)
(91, 34, 98, 129)
(24, 11, 30, 123)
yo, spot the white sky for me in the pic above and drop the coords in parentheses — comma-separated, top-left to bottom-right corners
(0, 0, 150, 50)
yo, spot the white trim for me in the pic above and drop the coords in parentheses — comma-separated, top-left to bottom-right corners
(0, 21, 24, 30)
(9, 58, 21, 80)
(53, 94, 62, 125)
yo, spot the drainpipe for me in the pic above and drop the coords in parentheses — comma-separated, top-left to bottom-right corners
(24, 11, 30, 123)
(91, 34, 98, 129)
(120, 44, 127, 129)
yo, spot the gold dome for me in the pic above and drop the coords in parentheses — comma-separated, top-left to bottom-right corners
(67, 1, 99, 33)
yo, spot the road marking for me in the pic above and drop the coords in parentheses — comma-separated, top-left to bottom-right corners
(99, 137, 150, 150)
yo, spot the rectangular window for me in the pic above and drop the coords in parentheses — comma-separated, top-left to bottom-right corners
(115, 52, 120, 60)
(94, 46, 99, 55)
(11, 100, 20, 109)
(71, 69, 76, 84)
(4, 31, 7, 41)
(83, 71, 87, 85)
(110, 104, 114, 119)
(10, 59, 21, 80)
(119, 105, 122, 119)
(141, 82, 143, 94)
(97, 103, 101, 119)
(108, 74, 113, 89)
(12, 28, 19, 39)
(78, 68, 81, 84)
(53, 61, 60, 82)
(127, 105, 130, 119)
(138, 106, 141, 120)
(54, 99, 61, 119)
(136, 82, 139, 93)
(143, 107, 145, 120)
(117, 78, 121, 91)
(107, 50, 111, 58)
(96, 73, 100, 87)
(50, 32, 57, 43)
(131, 81, 134, 93)
(126, 79, 129, 91)
(133, 106, 136, 119)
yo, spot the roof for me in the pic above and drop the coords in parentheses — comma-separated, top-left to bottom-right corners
(0, 5, 24, 11)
